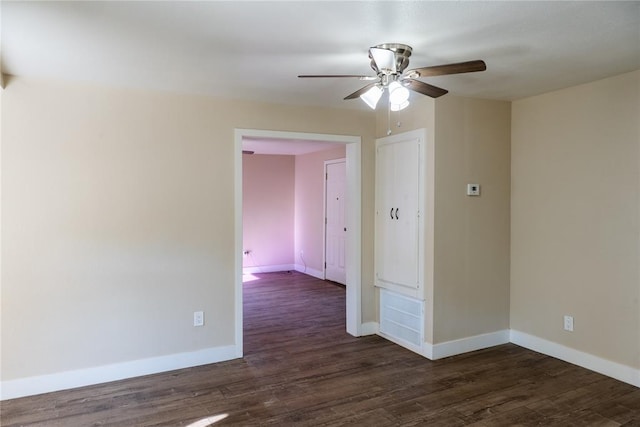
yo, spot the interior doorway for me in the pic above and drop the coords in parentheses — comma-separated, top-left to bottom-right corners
(234, 129, 362, 357)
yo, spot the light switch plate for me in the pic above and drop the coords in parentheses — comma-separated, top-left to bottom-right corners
(467, 184, 480, 196)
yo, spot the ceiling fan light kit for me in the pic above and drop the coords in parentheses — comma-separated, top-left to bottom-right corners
(299, 43, 486, 111)
(360, 85, 383, 109)
(388, 81, 411, 110)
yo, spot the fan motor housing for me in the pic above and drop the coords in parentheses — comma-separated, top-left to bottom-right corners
(370, 43, 413, 74)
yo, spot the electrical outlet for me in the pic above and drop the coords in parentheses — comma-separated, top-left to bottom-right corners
(194, 311, 204, 327)
(563, 315, 574, 332)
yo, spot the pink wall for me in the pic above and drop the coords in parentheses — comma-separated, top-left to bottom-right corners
(294, 146, 346, 275)
(242, 154, 295, 269)
(243, 145, 346, 273)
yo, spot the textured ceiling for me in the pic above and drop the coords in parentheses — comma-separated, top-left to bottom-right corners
(2, 1, 639, 111)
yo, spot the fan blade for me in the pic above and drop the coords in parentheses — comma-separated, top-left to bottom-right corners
(298, 74, 378, 81)
(370, 47, 396, 73)
(406, 60, 486, 78)
(344, 83, 378, 100)
(405, 79, 448, 98)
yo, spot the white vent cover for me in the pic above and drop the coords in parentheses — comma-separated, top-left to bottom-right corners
(379, 288, 424, 352)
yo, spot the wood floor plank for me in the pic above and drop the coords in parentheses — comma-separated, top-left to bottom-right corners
(1, 271, 638, 426)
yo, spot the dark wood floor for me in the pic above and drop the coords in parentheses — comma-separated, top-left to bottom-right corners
(2, 271, 639, 426)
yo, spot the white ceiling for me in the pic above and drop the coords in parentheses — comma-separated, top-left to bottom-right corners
(2, 1, 639, 112)
(5, 1, 637, 156)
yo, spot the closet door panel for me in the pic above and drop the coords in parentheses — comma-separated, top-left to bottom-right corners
(375, 129, 425, 299)
(392, 139, 421, 288)
(375, 142, 397, 285)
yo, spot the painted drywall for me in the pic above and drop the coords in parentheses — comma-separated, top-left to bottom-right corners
(432, 96, 512, 343)
(242, 154, 295, 270)
(0, 77, 375, 383)
(375, 95, 435, 142)
(294, 146, 346, 275)
(511, 70, 640, 369)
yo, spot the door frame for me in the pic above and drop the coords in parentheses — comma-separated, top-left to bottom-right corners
(234, 129, 362, 357)
(323, 158, 347, 284)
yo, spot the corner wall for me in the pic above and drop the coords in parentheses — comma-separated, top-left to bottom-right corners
(432, 96, 512, 344)
(374, 95, 511, 350)
(511, 70, 640, 373)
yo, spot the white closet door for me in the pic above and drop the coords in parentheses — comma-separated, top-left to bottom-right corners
(375, 130, 424, 296)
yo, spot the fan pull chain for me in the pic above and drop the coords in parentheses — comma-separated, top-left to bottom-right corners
(387, 100, 392, 135)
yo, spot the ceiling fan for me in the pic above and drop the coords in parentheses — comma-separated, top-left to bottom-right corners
(299, 43, 486, 111)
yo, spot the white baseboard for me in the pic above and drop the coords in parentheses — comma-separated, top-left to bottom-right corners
(510, 330, 640, 388)
(360, 322, 379, 336)
(243, 264, 296, 274)
(6, 329, 636, 400)
(379, 331, 425, 356)
(0, 345, 239, 401)
(378, 326, 640, 388)
(293, 264, 324, 280)
(423, 330, 510, 360)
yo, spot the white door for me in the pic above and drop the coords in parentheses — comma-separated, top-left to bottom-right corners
(375, 142, 396, 285)
(325, 160, 346, 285)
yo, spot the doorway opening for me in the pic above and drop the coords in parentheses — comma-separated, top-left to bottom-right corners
(234, 129, 362, 357)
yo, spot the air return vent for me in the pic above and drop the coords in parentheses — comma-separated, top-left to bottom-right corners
(379, 288, 424, 353)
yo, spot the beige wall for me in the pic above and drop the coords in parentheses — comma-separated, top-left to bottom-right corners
(432, 96, 512, 343)
(0, 77, 375, 381)
(242, 154, 295, 269)
(4, 69, 636, 389)
(375, 95, 436, 143)
(511, 70, 640, 369)
(294, 146, 346, 273)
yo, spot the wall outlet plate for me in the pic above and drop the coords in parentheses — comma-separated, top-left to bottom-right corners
(194, 311, 204, 327)
(467, 184, 480, 196)
(563, 315, 574, 331)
